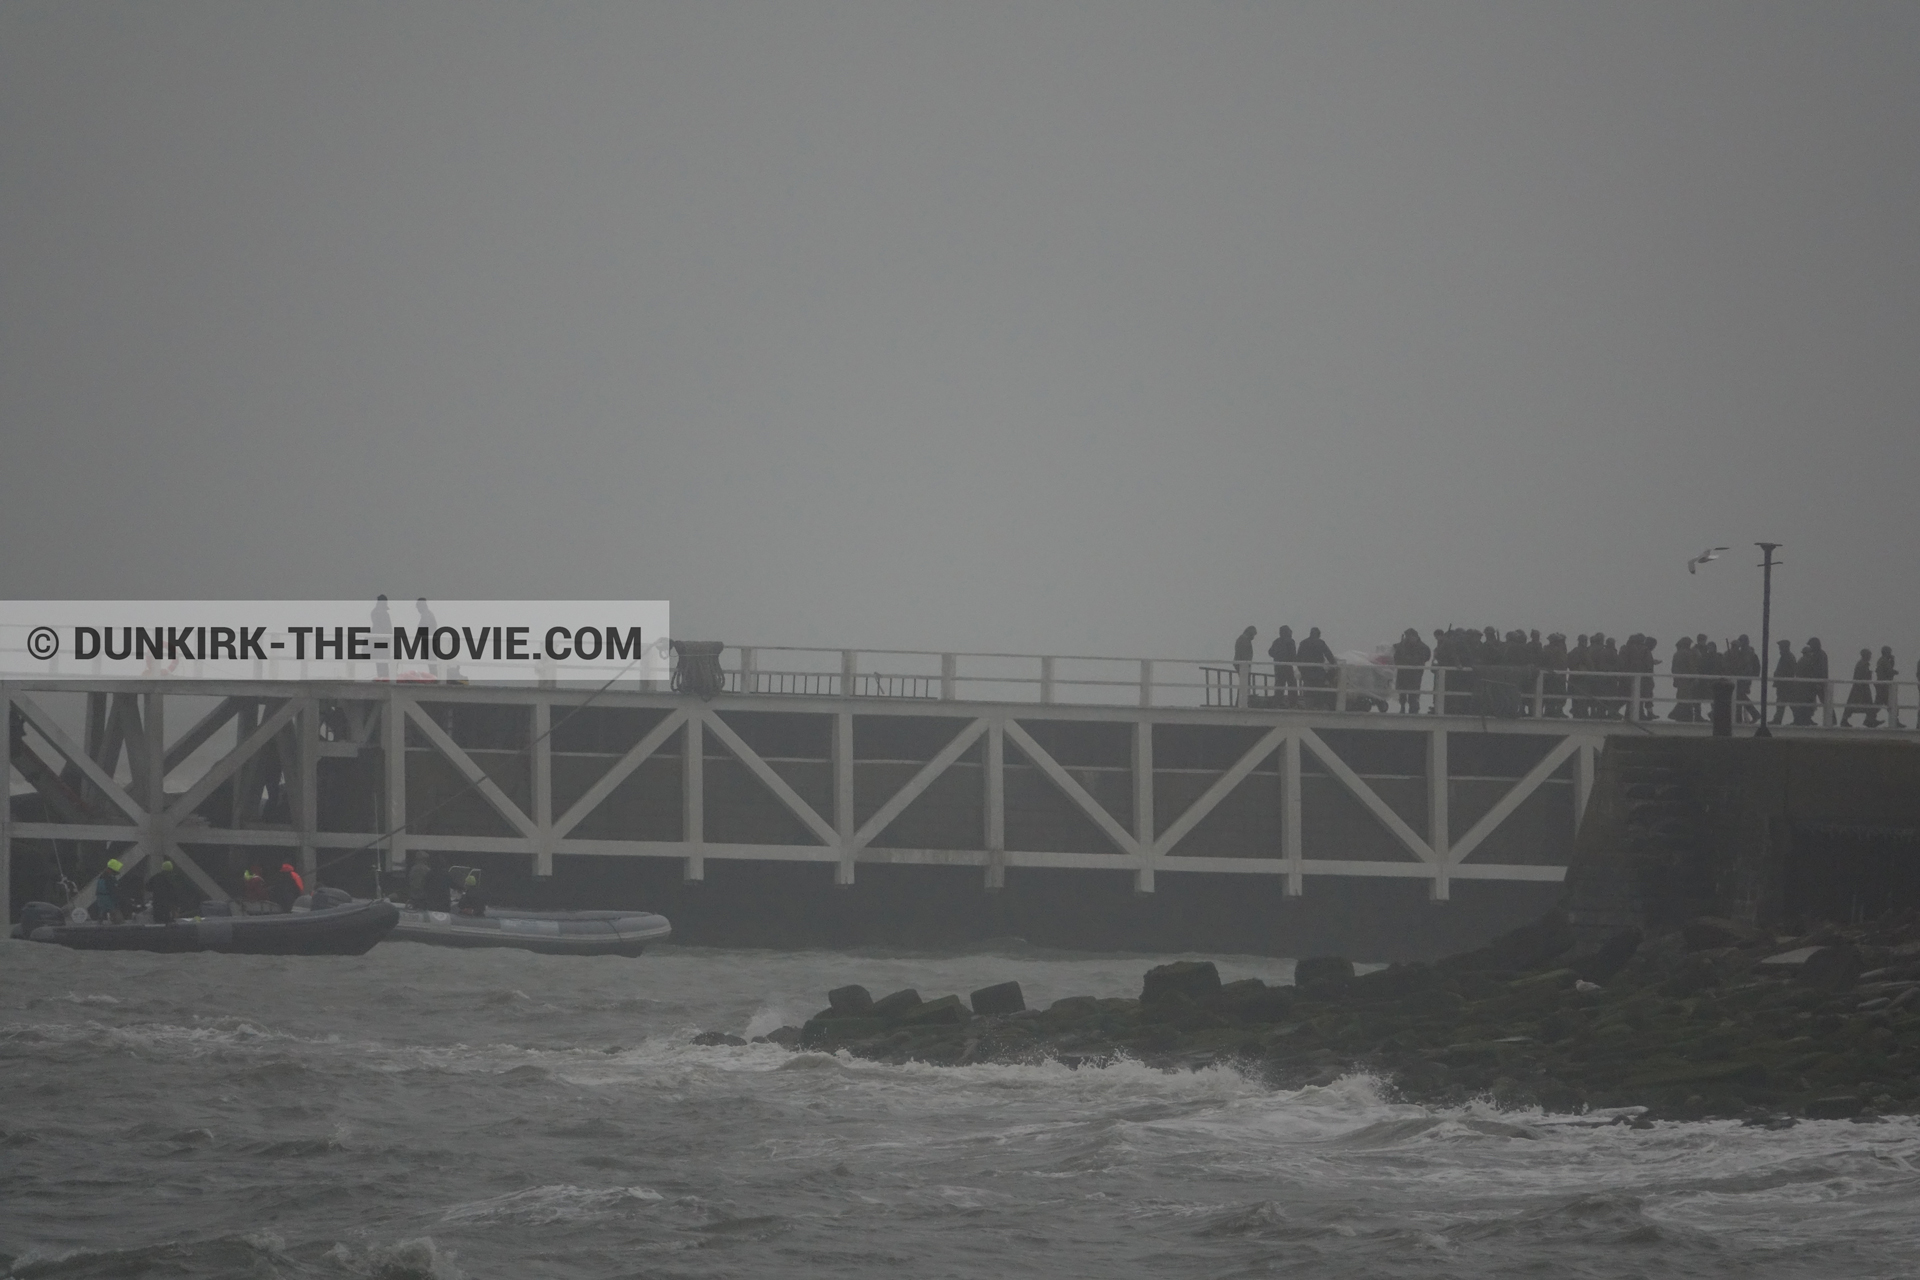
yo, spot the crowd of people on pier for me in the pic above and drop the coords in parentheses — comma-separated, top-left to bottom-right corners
(1230, 624, 1913, 728)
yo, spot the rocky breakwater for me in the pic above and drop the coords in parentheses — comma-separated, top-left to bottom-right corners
(704, 909, 1920, 1122)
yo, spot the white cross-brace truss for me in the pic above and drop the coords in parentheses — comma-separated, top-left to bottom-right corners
(1, 682, 1595, 915)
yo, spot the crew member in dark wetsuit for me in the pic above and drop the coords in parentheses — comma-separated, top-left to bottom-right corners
(1267, 627, 1298, 709)
(1771, 640, 1797, 725)
(406, 851, 431, 906)
(457, 868, 488, 916)
(1295, 628, 1336, 711)
(1392, 629, 1430, 714)
(417, 856, 454, 913)
(1876, 647, 1900, 728)
(90, 857, 125, 922)
(241, 862, 273, 910)
(115, 863, 148, 919)
(148, 858, 191, 924)
(270, 861, 306, 911)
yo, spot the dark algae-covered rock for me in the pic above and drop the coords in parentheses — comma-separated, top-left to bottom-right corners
(900, 994, 968, 1026)
(1141, 961, 1221, 1005)
(828, 984, 874, 1014)
(1293, 956, 1355, 988)
(746, 905, 1920, 1120)
(869, 988, 923, 1019)
(970, 981, 1026, 1017)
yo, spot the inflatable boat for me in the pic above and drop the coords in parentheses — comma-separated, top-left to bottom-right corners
(386, 907, 671, 956)
(12, 889, 398, 956)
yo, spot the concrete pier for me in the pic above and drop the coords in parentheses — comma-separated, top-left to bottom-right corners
(7, 649, 1916, 955)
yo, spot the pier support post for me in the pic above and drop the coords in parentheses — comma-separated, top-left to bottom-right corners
(140, 692, 166, 874)
(834, 711, 855, 885)
(1428, 727, 1450, 902)
(1132, 720, 1155, 893)
(682, 713, 704, 881)
(383, 689, 407, 873)
(984, 719, 1005, 890)
(1, 684, 10, 924)
(532, 700, 553, 877)
(1282, 732, 1302, 896)
(297, 697, 318, 882)
(1575, 738, 1596, 834)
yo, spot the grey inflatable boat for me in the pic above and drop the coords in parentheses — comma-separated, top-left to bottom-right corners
(386, 907, 671, 956)
(12, 889, 398, 956)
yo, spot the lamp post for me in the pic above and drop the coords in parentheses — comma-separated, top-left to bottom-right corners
(1755, 542, 1780, 738)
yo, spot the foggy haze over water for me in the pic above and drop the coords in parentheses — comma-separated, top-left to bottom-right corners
(4, 3, 1918, 657)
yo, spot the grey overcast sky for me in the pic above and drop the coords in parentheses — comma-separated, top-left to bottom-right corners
(2, 2, 1916, 659)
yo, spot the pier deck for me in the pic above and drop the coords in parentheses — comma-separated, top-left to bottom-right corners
(8, 646, 1914, 919)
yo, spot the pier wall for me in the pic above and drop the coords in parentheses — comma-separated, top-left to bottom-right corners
(1566, 737, 1920, 947)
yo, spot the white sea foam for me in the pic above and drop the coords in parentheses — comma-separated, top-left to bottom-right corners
(9, 942, 1920, 1278)
(441, 1184, 665, 1225)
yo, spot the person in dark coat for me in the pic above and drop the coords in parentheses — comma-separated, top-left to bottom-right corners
(1584, 635, 1611, 719)
(1430, 629, 1454, 713)
(1771, 639, 1797, 725)
(1232, 626, 1257, 705)
(1566, 635, 1592, 719)
(1295, 628, 1336, 710)
(1541, 633, 1569, 718)
(1640, 636, 1664, 722)
(1667, 637, 1697, 722)
(1392, 629, 1430, 714)
(1268, 627, 1298, 709)
(1874, 646, 1899, 729)
(1843, 649, 1877, 727)
(1731, 635, 1759, 722)
(1793, 639, 1830, 726)
(1699, 640, 1729, 723)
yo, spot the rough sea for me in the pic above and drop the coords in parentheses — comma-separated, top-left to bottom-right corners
(5, 939, 1920, 1280)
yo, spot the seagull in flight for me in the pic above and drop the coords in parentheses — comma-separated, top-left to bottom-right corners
(1687, 546, 1729, 575)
